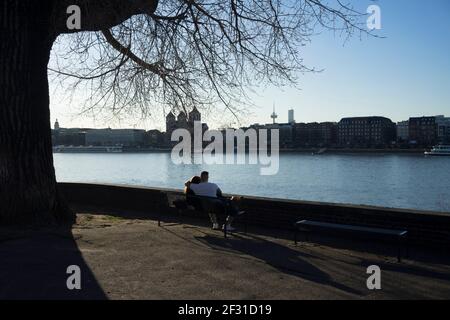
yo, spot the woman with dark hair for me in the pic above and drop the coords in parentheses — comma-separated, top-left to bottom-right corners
(184, 176, 204, 214)
(184, 175, 201, 195)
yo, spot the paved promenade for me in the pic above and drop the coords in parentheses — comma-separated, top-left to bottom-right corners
(1, 211, 449, 299)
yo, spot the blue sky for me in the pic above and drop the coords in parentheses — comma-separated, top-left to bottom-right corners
(50, 0, 450, 130)
(248, 0, 450, 125)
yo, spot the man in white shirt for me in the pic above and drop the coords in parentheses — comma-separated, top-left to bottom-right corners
(187, 171, 221, 230)
(186, 171, 237, 231)
(189, 178, 222, 198)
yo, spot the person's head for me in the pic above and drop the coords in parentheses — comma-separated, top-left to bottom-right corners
(191, 176, 201, 184)
(200, 171, 209, 182)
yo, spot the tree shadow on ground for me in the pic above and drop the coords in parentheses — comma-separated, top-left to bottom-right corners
(0, 226, 107, 300)
(359, 256, 450, 283)
(73, 203, 450, 267)
(292, 230, 450, 266)
(195, 233, 363, 296)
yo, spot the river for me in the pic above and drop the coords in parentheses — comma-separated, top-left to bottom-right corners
(54, 152, 450, 213)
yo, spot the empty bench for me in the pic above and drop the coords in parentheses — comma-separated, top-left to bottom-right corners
(294, 220, 408, 262)
(158, 192, 247, 238)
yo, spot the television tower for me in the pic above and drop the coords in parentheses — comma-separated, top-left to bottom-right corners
(288, 109, 295, 124)
(270, 103, 278, 124)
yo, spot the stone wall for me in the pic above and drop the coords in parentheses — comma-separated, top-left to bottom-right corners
(58, 182, 450, 246)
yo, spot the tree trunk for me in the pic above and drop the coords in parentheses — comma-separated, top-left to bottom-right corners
(0, 1, 74, 225)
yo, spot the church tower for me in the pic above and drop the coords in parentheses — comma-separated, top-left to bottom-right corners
(166, 111, 176, 134)
(177, 111, 188, 129)
(189, 106, 201, 124)
(54, 119, 60, 130)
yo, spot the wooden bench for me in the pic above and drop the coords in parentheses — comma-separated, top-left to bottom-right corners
(158, 192, 247, 238)
(294, 220, 409, 262)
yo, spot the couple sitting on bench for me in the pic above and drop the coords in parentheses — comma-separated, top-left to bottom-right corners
(184, 171, 243, 232)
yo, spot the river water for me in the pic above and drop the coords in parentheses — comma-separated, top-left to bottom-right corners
(54, 152, 450, 213)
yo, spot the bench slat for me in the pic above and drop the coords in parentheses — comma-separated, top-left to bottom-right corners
(296, 220, 407, 237)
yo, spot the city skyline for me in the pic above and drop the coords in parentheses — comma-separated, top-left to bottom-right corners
(52, 112, 450, 150)
(52, 110, 448, 132)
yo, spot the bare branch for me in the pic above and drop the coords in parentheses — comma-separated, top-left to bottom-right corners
(49, 0, 372, 126)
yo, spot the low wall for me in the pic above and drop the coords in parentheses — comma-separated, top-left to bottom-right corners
(58, 182, 450, 246)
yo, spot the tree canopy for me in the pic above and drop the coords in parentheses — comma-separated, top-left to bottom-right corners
(49, 0, 369, 123)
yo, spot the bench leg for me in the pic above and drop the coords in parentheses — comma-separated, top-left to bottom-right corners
(294, 228, 310, 245)
(398, 235, 409, 262)
(405, 236, 410, 258)
(158, 210, 162, 227)
(224, 207, 228, 238)
(244, 215, 248, 234)
(178, 209, 183, 225)
(397, 235, 403, 263)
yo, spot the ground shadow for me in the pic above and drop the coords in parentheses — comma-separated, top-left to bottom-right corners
(195, 233, 363, 296)
(72, 203, 450, 267)
(130, 208, 450, 267)
(292, 230, 450, 266)
(0, 225, 107, 300)
(359, 256, 450, 283)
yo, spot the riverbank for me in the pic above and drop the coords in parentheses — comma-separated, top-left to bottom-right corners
(279, 148, 426, 154)
(116, 147, 428, 154)
(58, 183, 450, 245)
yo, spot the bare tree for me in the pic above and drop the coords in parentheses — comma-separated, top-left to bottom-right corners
(0, 0, 367, 225)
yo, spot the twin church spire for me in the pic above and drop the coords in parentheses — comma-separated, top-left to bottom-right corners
(166, 107, 201, 134)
